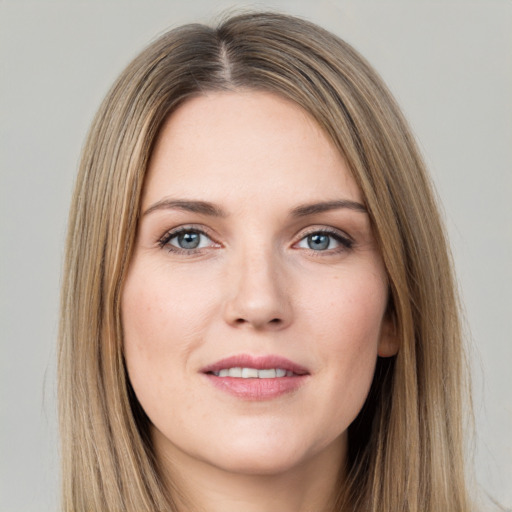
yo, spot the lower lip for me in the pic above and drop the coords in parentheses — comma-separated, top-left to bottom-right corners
(204, 374, 308, 400)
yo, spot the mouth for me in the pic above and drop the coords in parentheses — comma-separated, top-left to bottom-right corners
(210, 367, 297, 378)
(201, 354, 310, 400)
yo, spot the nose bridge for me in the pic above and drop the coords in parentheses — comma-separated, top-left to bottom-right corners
(223, 240, 292, 329)
(238, 246, 278, 297)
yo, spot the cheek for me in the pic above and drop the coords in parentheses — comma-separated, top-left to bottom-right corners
(301, 268, 387, 416)
(304, 267, 388, 349)
(121, 261, 217, 409)
(123, 260, 218, 348)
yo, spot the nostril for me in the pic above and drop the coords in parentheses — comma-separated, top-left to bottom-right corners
(233, 317, 282, 326)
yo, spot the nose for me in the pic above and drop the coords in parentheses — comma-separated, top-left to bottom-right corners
(222, 248, 293, 331)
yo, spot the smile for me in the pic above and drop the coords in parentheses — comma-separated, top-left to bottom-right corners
(211, 368, 295, 378)
(202, 355, 309, 400)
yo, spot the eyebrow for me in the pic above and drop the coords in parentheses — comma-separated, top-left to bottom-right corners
(290, 199, 367, 216)
(143, 198, 367, 218)
(143, 199, 227, 217)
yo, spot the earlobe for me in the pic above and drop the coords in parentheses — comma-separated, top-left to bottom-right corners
(377, 314, 399, 358)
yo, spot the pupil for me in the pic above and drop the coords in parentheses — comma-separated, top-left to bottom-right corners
(308, 234, 329, 250)
(178, 232, 200, 249)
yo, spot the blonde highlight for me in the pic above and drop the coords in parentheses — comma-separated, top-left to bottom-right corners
(59, 12, 474, 511)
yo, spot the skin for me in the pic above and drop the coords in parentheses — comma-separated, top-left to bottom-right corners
(122, 90, 398, 512)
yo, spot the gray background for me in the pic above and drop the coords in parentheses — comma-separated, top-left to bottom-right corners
(1, 1, 510, 510)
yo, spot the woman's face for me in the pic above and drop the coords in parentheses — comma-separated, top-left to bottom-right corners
(122, 91, 397, 478)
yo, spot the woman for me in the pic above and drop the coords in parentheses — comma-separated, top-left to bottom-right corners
(59, 12, 474, 511)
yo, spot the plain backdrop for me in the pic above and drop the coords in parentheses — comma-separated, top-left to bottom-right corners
(1, 1, 511, 510)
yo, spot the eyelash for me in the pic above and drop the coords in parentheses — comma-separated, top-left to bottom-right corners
(297, 228, 354, 253)
(157, 225, 217, 254)
(157, 226, 354, 255)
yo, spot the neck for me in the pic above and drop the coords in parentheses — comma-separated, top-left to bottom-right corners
(154, 431, 347, 512)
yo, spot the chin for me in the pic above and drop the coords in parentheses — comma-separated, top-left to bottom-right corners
(208, 448, 306, 477)
(200, 428, 331, 477)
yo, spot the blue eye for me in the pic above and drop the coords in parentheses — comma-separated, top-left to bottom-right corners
(297, 231, 352, 251)
(161, 229, 214, 251)
(172, 231, 202, 249)
(306, 233, 331, 250)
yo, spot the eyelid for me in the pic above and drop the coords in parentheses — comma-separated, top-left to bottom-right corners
(293, 226, 354, 251)
(156, 224, 354, 254)
(157, 224, 220, 251)
(297, 225, 353, 241)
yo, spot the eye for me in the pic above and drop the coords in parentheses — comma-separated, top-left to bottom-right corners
(159, 228, 217, 252)
(296, 230, 352, 252)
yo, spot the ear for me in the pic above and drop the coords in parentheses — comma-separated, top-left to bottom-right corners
(377, 312, 399, 358)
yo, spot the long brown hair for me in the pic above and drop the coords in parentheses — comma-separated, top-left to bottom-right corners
(59, 12, 473, 511)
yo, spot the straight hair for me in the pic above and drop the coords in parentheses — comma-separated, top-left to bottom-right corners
(59, 11, 473, 511)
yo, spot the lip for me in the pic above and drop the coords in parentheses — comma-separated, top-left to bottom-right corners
(201, 354, 310, 400)
(201, 354, 309, 375)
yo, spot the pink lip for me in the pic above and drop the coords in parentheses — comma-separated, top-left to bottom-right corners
(201, 354, 310, 400)
(201, 354, 309, 375)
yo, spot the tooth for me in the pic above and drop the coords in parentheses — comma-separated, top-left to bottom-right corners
(241, 367, 258, 378)
(214, 367, 294, 378)
(258, 369, 276, 378)
(228, 367, 242, 377)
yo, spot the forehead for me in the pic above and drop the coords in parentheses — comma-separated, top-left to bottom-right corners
(143, 90, 363, 210)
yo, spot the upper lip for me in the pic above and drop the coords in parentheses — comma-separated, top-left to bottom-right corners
(201, 354, 310, 375)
